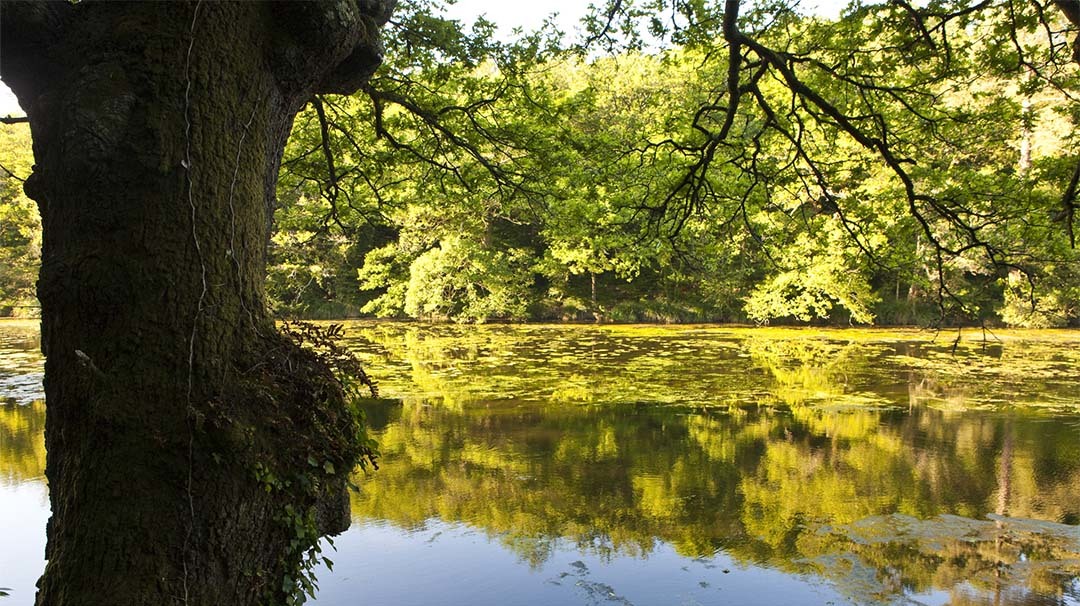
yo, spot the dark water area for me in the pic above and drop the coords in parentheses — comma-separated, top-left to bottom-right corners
(2, 321, 1079, 605)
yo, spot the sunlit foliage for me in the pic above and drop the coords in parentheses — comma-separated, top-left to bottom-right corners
(2, 2, 1078, 325)
(267, 1, 1079, 326)
(0, 124, 39, 317)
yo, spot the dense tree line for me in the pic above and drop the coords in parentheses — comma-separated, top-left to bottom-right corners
(2, 2, 1077, 327)
(0, 124, 38, 317)
(267, 0, 1080, 326)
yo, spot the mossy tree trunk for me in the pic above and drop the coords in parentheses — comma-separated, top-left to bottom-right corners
(0, 2, 394, 604)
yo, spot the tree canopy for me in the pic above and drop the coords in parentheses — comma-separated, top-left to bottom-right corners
(286, 0, 1080, 325)
(4, 1, 1079, 328)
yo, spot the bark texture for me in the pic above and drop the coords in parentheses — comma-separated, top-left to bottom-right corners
(0, 1, 393, 604)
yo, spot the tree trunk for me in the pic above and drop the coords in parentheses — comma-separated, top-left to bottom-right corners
(0, 2, 393, 604)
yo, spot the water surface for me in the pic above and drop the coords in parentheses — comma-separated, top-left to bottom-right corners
(2, 321, 1078, 605)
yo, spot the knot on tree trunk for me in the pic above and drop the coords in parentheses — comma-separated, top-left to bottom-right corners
(270, 0, 398, 99)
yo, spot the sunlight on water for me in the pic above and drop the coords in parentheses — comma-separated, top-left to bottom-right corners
(2, 320, 1079, 605)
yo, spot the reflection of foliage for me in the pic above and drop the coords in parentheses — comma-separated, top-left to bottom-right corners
(347, 393, 1080, 601)
(349, 323, 1080, 413)
(350, 402, 743, 565)
(334, 322, 1080, 602)
(742, 338, 891, 407)
(0, 321, 46, 483)
(3, 322, 1080, 602)
(895, 334, 1080, 412)
(0, 399, 45, 483)
(804, 514, 1080, 604)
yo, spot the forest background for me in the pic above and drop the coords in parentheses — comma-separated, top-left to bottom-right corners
(2, 0, 1078, 328)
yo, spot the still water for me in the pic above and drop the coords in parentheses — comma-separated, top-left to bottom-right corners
(1, 321, 1079, 605)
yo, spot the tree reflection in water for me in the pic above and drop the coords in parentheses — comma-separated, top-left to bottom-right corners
(344, 324, 1080, 605)
(2, 322, 1079, 604)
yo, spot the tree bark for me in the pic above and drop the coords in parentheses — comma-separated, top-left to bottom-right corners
(0, 1, 393, 604)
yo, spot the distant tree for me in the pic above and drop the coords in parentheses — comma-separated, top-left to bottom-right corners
(0, 123, 38, 316)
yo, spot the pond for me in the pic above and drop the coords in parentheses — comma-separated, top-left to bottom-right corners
(2, 321, 1079, 605)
